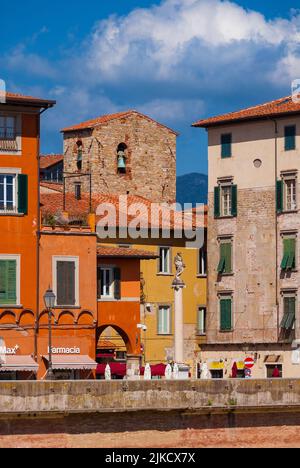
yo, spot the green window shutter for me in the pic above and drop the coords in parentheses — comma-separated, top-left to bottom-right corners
(220, 299, 232, 331)
(285, 126, 296, 151)
(281, 239, 289, 270)
(114, 268, 121, 300)
(217, 244, 225, 273)
(286, 238, 296, 270)
(231, 185, 237, 217)
(0, 260, 16, 305)
(224, 242, 232, 273)
(214, 186, 220, 218)
(281, 297, 296, 330)
(221, 134, 232, 158)
(18, 174, 28, 215)
(276, 180, 283, 213)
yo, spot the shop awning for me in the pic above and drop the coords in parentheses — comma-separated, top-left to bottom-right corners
(0, 355, 38, 373)
(209, 361, 224, 370)
(43, 355, 97, 370)
(96, 363, 126, 377)
(264, 355, 283, 364)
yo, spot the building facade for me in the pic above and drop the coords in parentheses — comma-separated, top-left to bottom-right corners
(193, 95, 300, 379)
(61, 111, 177, 204)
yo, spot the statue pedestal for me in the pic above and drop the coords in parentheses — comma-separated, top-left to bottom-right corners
(126, 354, 141, 380)
(172, 279, 185, 364)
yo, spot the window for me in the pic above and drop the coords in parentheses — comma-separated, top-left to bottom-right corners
(54, 257, 78, 307)
(281, 237, 296, 271)
(158, 247, 171, 274)
(198, 248, 207, 276)
(76, 141, 83, 171)
(220, 296, 232, 331)
(197, 307, 206, 335)
(74, 183, 81, 201)
(0, 257, 19, 306)
(280, 295, 296, 331)
(158, 306, 171, 335)
(117, 143, 128, 174)
(266, 365, 283, 379)
(284, 177, 297, 211)
(285, 125, 296, 151)
(0, 116, 16, 140)
(217, 240, 232, 274)
(221, 134, 232, 158)
(214, 184, 237, 218)
(0, 174, 16, 211)
(97, 267, 121, 300)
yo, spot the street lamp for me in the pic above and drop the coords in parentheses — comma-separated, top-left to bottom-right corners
(44, 288, 56, 380)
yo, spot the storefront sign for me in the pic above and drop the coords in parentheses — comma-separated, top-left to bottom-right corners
(48, 347, 81, 355)
(0, 345, 20, 355)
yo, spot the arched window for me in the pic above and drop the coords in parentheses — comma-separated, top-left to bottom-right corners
(76, 140, 83, 171)
(117, 143, 127, 174)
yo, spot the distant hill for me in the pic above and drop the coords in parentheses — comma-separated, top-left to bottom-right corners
(176, 173, 208, 207)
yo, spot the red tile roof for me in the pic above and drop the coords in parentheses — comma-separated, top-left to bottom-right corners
(40, 192, 206, 229)
(40, 154, 63, 169)
(40, 182, 64, 193)
(61, 110, 178, 135)
(192, 96, 300, 128)
(98, 340, 118, 349)
(97, 245, 158, 259)
(4, 92, 56, 108)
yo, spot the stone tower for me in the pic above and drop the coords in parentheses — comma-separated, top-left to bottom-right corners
(61, 110, 177, 204)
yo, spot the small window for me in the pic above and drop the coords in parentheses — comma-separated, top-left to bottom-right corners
(281, 237, 296, 271)
(220, 296, 232, 331)
(0, 116, 16, 140)
(56, 260, 77, 306)
(283, 177, 297, 211)
(197, 307, 206, 335)
(221, 134, 232, 158)
(0, 174, 16, 212)
(214, 184, 237, 218)
(266, 364, 283, 379)
(76, 141, 83, 171)
(0, 259, 17, 305)
(158, 306, 171, 335)
(198, 248, 207, 276)
(285, 126, 296, 151)
(74, 183, 81, 201)
(100, 268, 114, 298)
(117, 143, 127, 174)
(97, 267, 121, 300)
(221, 186, 232, 216)
(280, 295, 296, 331)
(158, 247, 171, 274)
(217, 240, 232, 274)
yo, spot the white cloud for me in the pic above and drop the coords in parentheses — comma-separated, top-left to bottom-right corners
(5, 45, 57, 78)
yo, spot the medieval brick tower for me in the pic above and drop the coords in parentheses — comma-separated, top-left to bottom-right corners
(61, 110, 177, 204)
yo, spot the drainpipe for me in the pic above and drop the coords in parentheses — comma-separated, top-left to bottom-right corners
(35, 105, 53, 361)
(271, 118, 279, 341)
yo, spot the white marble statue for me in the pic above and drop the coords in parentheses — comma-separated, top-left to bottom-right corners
(105, 363, 111, 381)
(165, 364, 172, 380)
(200, 362, 211, 379)
(144, 363, 152, 381)
(174, 253, 186, 283)
(173, 363, 179, 380)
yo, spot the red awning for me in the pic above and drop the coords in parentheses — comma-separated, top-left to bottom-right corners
(97, 362, 127, 377)
(43, 355, 97, 370)
(0, 355, 38, 373)
(140, 364, 167, 377)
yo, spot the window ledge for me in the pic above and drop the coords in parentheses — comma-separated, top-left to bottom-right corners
(216, 215, 235, 220)
(281, 210, 298, 214)
(0, 212, 23, 217)
(157, 334, 173, 337)
(197, 274, 207, 278)
(98, 298, 121, 302)
(0, 304, 23, 309)
(196, 333, 207, 337)
(54, 305, 81, 309)
(218, 272, 234, 277)
(157, 273, 173, 277)
(219, 329, 234, 333)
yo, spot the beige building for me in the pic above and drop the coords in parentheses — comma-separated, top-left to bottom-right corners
(193, 95, 300, 379)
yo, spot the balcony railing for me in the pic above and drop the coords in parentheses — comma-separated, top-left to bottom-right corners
(0, 138, 18, 152)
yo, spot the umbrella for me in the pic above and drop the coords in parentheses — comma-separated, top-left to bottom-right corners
(231, 362, 238, 378)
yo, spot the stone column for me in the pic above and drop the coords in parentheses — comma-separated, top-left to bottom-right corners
(172, 279, 185, 364)
(126, 354, 141, 380)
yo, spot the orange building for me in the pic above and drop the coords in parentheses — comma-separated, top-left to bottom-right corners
(0, 92, 55, 379)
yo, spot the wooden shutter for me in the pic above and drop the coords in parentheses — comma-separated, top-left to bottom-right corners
(97, 266, 102, 299)
(231, 185, 237, 217)
(0, 260, 16, 305)
(276, 180, 283, 213)
(114, 268, 121, 300)
(220, 298, 232, 331)
(221, 134, 232, 158)
(286, 238, 296, 270)
(224, 242, 232, 273)
(214, 187, 220, 218)
(285, 126, 296, 151)
(281, 239, 289, 270)
(57, 261, 76, 306)
(18, 174, 28, 215)
(217, 244, 225, 273)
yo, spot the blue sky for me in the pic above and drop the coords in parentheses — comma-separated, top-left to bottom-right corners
(1, 0, 300, 175)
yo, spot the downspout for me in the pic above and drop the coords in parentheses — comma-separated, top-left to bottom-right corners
(271, 118, 279, 341)
(35, 105, 52, 361)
